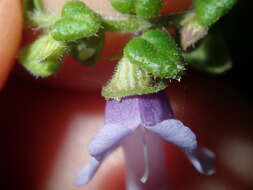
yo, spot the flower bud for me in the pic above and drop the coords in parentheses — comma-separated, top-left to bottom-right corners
(124, 29, 185, 79)
(19, 34, 68, 77)
(180, 20, 208, 50)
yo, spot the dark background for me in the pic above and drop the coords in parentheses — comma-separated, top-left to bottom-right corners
(219, 0, 252, 102)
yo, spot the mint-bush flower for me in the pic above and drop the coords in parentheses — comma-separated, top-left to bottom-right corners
(76, 91, 215, 188)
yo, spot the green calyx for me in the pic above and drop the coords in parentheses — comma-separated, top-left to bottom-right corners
(124, 29, 185, 79)
(51, 0, 102, 41)
(111, 0, 163, 19)
(194, 0, 237, 26)
(102, 57, 167, 100)
(102, 15, 151, 33)
(19, 34, 68, 77)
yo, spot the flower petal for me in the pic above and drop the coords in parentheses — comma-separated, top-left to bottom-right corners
(88, 123, 132, 158)
(145, 119, 197, 151)
(185, 147, 215, 175)
(145, 119, 215, 175)
(76, 123, 133, 186)
(75, 157, 101, 186)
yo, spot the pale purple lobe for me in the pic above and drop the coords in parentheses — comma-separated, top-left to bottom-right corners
(88, 123, 132, 159)
(75, 158, 102, 186)
(77, 124, 132, 186)
(186, 147, 216, 175)
(105, 92, 173, 128)
(146, 119, 215, 175)
(146, 119, 197, 151)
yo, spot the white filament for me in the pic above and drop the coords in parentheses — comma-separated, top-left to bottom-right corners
(140, 128, 149, 183)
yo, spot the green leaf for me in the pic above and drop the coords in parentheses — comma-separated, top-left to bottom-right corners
(135, 0, 163, 19)
(52, 0, 101, 41)
(184, 28, 232, 74)
(111, 0, 135, 14)
(124, 29, 185, 79)
(194, 0, 237, 26)
(111, 0, 162, 19)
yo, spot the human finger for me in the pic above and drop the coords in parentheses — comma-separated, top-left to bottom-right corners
(0, 0, 23, 89)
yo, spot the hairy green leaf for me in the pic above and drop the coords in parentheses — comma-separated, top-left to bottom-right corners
(124, 30, 185, 79)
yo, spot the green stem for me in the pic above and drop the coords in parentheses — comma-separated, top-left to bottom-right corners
(102, 15, 151, 33)
(33, 0, 44, 11)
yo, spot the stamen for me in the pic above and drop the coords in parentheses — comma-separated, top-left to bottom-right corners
(140, 128, 149, 183)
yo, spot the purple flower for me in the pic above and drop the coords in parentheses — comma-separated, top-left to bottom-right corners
(76, 91, 215, 189)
